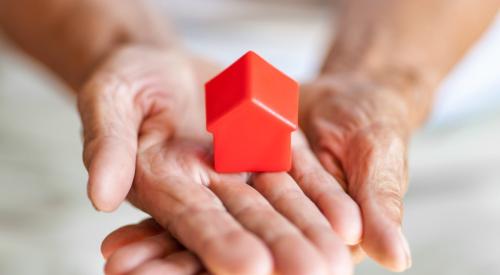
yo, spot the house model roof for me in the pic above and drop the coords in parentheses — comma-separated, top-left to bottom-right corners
(205, 51, 299, 132)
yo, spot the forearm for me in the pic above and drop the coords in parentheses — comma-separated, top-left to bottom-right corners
(0, 0, 177, 90)
(322, 0, 499, 129)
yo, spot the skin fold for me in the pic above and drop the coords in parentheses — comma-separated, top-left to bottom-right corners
(1, 0, 498, 274)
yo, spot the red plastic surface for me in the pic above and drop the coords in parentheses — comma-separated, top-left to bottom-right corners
(205, 51, 299, 172)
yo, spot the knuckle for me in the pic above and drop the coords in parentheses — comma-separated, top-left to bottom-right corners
(202, 227, 244, 249)
(376, 184, 404, 223)
(78, 71, 136, 113)
(292, 167, 318, 187)
(233, 202, 269, 221)
(250, 174, 281, 191)
(169, 204, 224, 232)
(302, 222, 331, 239)
(273, 188, 304, 206)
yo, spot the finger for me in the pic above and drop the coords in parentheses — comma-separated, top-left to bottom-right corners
(346, 129, 411, 271)
(210, 178, 329, 275)
(349, 245, 367, 264)
(129, 251, 202, 275)
(290, 132, 363, 245)
(78, 75, 142, 212)
(252, 173, 352, 275)
(105, 233, 179, 275)
(101, 219, 163, 259)
(135, 176, 272, 275)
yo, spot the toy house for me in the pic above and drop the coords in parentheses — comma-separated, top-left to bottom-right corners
(205, 51, 299, 172)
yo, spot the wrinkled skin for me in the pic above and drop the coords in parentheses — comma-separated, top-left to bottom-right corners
(102, 218, 364, 275)
(80, 46, 363, 275)
(94, 46, 415, 275)
(300, 76, 413, 271)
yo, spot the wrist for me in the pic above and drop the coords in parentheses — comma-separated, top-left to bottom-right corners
(301, 67, 435, 139)
(75, 39, 178, 87)
(2, 0, 179, 92)
(317, 60, 440, 131)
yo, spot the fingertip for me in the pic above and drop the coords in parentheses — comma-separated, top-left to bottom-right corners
(310, 226, 353, 275)
(101, 221, 161, 260)
(101, 230, 120, 260)
(391, 230, 412, 272)
(104, 241, 132, 274)
(104, 234, 176, 275)
(85, 136, 137, 212)
(354, 180, 410, 271)
(104, 250, 124, 275)
(362, 225, 412, 272)
(86, 159, 132, 212)
(320, 191, 363, 245)
(88, 178, 123, 212)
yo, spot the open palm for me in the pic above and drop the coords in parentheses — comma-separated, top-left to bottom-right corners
(80, 46, 359, 275)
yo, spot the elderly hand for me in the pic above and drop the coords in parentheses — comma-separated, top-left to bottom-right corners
(299, 73, 421, 271)
(80, 46, 359, 275)
(101, 219, 203, 275)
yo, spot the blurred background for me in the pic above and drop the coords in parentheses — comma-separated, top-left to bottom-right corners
(1, 0, 499, 274)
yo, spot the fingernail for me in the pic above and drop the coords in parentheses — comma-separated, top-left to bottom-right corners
(399, 230, 412, 269)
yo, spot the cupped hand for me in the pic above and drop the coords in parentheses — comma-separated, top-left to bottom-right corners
(80, 46, 360, 275)
(103, 216, 367, 275)
(300, 74, 415, 271)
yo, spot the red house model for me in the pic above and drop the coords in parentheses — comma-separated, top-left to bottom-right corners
(205, 51, 299, 172)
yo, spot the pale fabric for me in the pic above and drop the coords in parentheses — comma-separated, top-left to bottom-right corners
(0, 1, 499, 274)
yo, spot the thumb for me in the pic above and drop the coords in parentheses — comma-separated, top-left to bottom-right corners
(346, 126, 411, 272)
(78, 75, 142, 212)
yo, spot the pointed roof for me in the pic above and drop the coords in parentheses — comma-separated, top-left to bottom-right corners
(205, 51, 299, 132)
